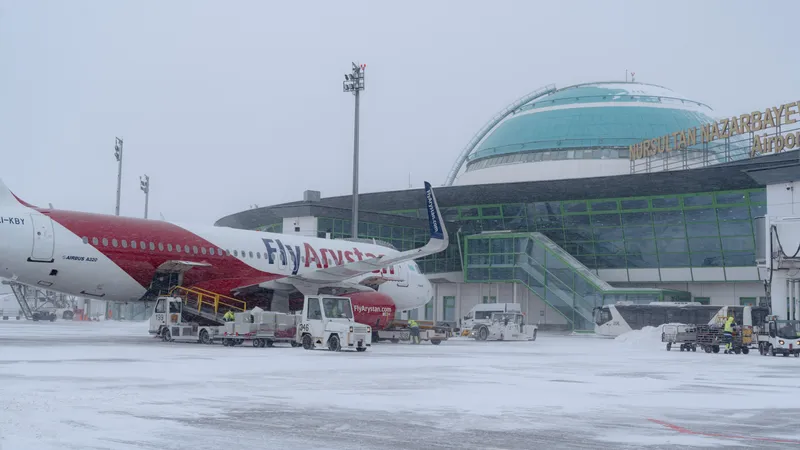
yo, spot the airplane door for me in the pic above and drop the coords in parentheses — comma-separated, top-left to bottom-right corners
(395, 263, 409, 287)
(29, 213, 55, 263)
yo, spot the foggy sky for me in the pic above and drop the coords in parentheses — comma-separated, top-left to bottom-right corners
(2, 0, 799, 225)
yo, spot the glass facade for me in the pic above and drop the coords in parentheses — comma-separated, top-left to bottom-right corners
(386, 188, 766, 275)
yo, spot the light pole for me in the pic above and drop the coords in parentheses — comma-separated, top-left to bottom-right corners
(139, 174, 150, 219)
(114, 137, 124, 216)
(343, 62, 366, 239)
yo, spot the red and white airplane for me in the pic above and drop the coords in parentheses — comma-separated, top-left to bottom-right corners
(0, 179, 448, 329)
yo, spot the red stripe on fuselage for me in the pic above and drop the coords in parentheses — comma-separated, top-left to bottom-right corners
(42, 209, 275, 291)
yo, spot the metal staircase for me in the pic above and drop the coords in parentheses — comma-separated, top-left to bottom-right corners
(464, 232, 692, 331)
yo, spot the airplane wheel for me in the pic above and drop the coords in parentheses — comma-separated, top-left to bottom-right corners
(302, 334, 313, 350)
(328, 334, 341, 352)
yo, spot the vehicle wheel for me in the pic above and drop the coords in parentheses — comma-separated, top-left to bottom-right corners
(200, 329, 211, 345)
(356, 347, 367, 352)
(532, 330, 537, 341)
(49, 313, 56, 322)
(328, 334, 341, 352)
(691, 345, 697, 352)
(252, 339, 262, 348)
(741, 346, 749, 355)
(430, 339, 442, 345)
(794, 351, 799, 358)
(390, 338, 400, 344)
(265, 339, 274, 347)
(162, 328, 172, 342)
(478, 326, 489, 341)
(290, 341, 300, 348)
(302, 334, 313, 350)
(62, 310, 74, 320)
(712, 345, 719, 353)
(703, 346, 711, 353)
(666, 343, 672, 351)
(734, 347, 741, 354)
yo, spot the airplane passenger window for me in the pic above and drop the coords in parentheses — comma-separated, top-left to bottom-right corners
(158, 243, 164, 251)
(176, 244, 182, 252)
(112, 239, 118, 247)
(183, 245, 189, 253)
(92, 237, 98, 245)
(121, 240, 128, 248)
(209, 248, 215, 256)
(192, 246, 198, 254)
(220, 248, 225, 256)
(131, 240, 137, 249)
(249, 251, 254, 258)
(167, 244, 173, 251)
(241, 250, 246, 257)
(82, 236, 88, 244)
(102, 238, 108, 246)
(233, 250, 238, 257)
(256, 252, 261, 259)
(140, 241, 145, 249)
(201, 247, 207, 255)
(149, 242, 155, 251)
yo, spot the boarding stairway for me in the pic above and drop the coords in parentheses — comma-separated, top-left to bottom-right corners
(464, 232, 688, 331)
(168, 286, 248, 326)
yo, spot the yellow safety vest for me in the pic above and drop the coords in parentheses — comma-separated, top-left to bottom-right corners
(409, 320, 418, 328)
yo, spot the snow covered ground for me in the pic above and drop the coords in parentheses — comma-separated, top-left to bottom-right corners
(1, 322, 799, 450)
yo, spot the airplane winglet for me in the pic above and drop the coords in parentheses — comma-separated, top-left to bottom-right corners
(424, 181, 447, 244)
(0, 178, 36, 208)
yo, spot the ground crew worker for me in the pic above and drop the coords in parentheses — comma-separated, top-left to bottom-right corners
(409, 319, 420, 344)
(223, 309, 235, 322)
(723, 315, 735, 354)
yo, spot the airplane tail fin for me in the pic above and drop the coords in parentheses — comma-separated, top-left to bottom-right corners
(0, 179, 36, 208)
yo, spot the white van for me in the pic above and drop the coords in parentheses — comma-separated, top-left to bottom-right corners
(462, 303, 522, 330)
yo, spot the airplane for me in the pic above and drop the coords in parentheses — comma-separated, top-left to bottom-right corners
(0, 179, 448, 330)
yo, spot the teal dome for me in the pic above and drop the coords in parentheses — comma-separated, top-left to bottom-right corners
(466, 82, 739, 165)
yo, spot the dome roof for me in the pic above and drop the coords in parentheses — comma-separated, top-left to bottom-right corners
(466, 82, 718, 163)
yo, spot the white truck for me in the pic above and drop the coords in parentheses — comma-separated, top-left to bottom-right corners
(461, 303, 522, 335)
(297, 294, 372, 352)
(468, 312, 538, 342)
(758, 315, 800, 357)
(148, 296, 223, 344)
(220, 307, 301, 348)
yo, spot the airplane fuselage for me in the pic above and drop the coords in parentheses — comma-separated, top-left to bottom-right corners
(0, 200, 433, 329)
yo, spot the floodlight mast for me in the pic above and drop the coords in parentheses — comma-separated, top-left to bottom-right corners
(343, 62, 366, 239)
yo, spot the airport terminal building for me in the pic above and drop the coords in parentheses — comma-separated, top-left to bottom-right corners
(215, 82, 800, 331)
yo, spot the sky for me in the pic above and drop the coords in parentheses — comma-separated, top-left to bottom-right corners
(2, 0, 799, 225)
